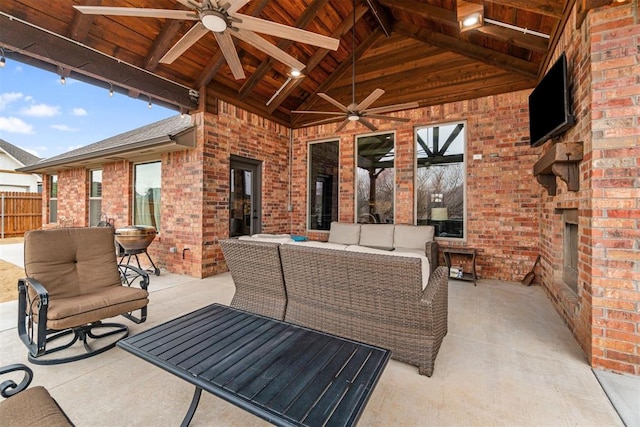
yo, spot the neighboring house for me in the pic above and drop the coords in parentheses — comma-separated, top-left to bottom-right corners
(0, 139, 41, 192)
(18, 4, 640, 379)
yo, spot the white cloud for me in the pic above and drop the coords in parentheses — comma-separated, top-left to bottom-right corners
(24, 148, 40, 157)
(21, 103, 61, 117)
(51, 124, 78, 132)
(0, 92, 24, 110)
(72, 107, 88, 116)
(0, 116, 34, 134)
(66, 144, 86, 151)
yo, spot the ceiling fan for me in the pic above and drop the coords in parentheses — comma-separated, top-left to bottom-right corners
(292, 0, 418, 132)
(73, 0, 340, 80)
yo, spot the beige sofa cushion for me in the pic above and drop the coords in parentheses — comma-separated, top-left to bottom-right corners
(346, 244, 431, 290)
(359, 224, 395, 248)
(238, 234, 294, 243)
(328, 222, 361, 245)
(394, 224, 434, 250)
(283, 240, 348, 250)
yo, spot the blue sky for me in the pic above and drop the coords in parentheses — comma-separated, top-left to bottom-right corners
(0, 61, 176, 159)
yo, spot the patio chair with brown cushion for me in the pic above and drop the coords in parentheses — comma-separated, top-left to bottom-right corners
(0, 363, 73, 426)
(18, 227, 150, 365)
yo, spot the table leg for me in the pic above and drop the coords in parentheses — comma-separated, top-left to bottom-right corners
(180, 386, 202, 427)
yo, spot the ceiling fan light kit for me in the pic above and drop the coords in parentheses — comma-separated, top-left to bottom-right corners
(200, 10, 227, 32)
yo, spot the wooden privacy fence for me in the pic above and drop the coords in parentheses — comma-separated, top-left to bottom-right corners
(1, 192, 42, 238)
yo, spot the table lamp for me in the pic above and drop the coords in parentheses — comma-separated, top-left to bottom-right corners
(431, 207, 448, 221)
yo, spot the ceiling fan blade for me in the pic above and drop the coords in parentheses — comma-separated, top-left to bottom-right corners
(214, 31, 246, 79)
(291, 110, 344, 115)
(234, 14, 340, 51)
(335, 119, 351, 132)
(318, 93, 349, 113)
(175, 0, 201, 9)
(232, 29, 305, 71)
(226, 0, 252, 14)
(73, 6, 198, 20)
(364, 113, 411, 122)
(355, 88, 385, 111)
(358, 118, 378, 132)
(160, 22, 210, 64)
(305, 116, 347, 127)
(365, 102, 420, 114)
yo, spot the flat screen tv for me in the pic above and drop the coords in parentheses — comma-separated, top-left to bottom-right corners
(528, 52, 575, 147)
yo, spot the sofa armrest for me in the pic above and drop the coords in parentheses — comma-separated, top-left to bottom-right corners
(420, 266, 448, 336)
(425, 240, 439, 268)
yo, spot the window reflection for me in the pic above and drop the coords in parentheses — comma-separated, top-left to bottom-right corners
(356, 133, 395, 224)
(308, 140, 339, 230)
(415, 122, 465, 239)
(133, 161, 161, 231)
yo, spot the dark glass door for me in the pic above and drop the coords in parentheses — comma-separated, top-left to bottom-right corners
(229, 158, 261, 237)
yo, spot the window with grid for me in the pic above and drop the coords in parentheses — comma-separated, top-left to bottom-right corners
(415, 122, 466, 239)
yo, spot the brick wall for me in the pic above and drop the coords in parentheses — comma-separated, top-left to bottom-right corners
(537, 2, 639, 375)
(588, 3, 639, 375)
(151, 104, 290, 278)
(292, 91, 540, 281)
(57, 169, 88, 227)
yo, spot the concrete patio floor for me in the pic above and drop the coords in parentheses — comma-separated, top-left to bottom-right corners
(0, 267, 631, 426)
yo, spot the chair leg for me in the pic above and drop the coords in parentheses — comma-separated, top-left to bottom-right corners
(28, 322, 129, 365)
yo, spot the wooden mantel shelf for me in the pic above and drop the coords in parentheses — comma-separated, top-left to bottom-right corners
(533, 142, 583, 195)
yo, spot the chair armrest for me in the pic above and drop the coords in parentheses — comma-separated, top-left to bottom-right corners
(425, 241, 439, 268)
(1, 364, 33, 398)
(118, 264, 150, 290)
(18, 278, 50, 357)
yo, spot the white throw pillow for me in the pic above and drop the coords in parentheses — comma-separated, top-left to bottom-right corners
(328, 222, 361, 245)
(359, 224, 395, 248)
(394, 224, 434, 250)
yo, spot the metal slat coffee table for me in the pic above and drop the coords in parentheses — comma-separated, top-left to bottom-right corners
(117, 303, 390, 427)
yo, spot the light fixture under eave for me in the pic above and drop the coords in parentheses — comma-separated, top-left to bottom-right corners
(108, 83, 114, 97)
(457, 0, 484, 32)
(60, 76, 66, 85)
(0, 47, 5, 68)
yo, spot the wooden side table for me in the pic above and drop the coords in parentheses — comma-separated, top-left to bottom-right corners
(443, 248, 477, 286)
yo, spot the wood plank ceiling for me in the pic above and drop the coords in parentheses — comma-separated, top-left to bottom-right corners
(0, 0, 571, 128)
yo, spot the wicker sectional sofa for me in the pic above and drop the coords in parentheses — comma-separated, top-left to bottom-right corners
(219, 229, 448, 377)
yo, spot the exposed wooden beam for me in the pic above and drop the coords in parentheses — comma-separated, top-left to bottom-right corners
(0, 14, 197, 110)
(364, 0, 394, 37)
(377, 0, 456, 26)
(395, 23, 538, 79)
(68, 0, 101, 42)
(145, 20, 185, 70)
(268, 3, 369, 114)
(476, 25, 549, 53)
(239, 0, 330, 100)
(484, 0, 565, 18)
